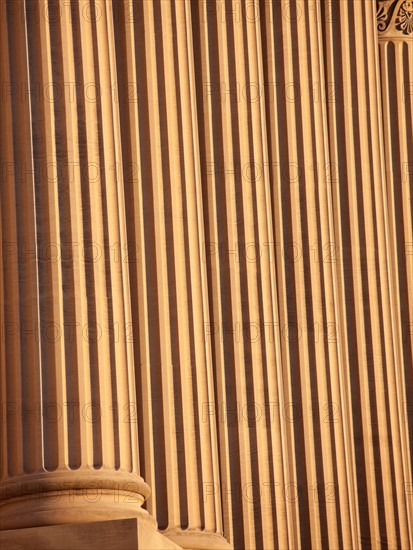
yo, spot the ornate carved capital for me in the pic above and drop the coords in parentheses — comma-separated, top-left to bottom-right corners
(377, 0, 413, 38)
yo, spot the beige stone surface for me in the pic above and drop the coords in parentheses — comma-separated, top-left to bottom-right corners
(0, 518, 182, 550)
(1, 1, 412, 549)
(0, 0, 150, 532)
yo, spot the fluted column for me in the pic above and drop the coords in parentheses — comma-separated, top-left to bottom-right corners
(323, 1, 412, 547)
(111, 1, 230, 548)
(0, 0, 151, 530)
(377, 1, 413, 544)
(2, 0, 411, 548)
(191, 2, 298, 549)
(260, 2, 358, 548)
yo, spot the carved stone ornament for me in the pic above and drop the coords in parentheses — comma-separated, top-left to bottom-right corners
(377, 0, 413, 37)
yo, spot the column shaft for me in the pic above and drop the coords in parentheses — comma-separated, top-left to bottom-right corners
(191, 2, 296, 548)
(112, 1, 229, 548)
(377, 6, 413, 544)
(260, 2, 357, 547)
(323, 1, 412, 547)
(0, 0, 150, 530)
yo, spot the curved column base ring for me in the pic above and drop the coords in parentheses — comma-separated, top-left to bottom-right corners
(0, 469, 153, 531)
(161, 528, 233, 550)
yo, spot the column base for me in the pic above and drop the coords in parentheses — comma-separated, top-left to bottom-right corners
(0, 518, 182, 550)
(0, 470, 152, 531)
(161, 528, 233, 550)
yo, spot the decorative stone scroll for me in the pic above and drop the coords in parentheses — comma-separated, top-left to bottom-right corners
(377, 0, 413, 37)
